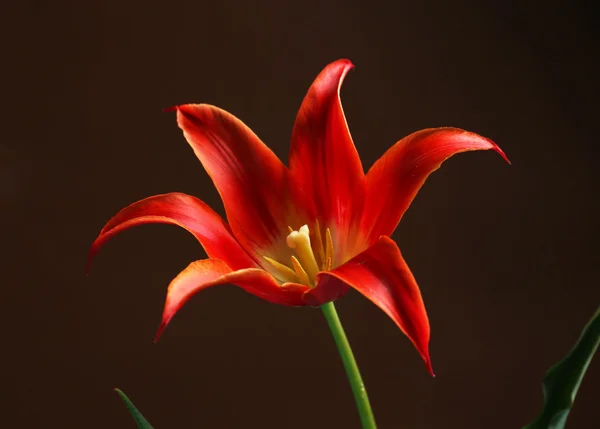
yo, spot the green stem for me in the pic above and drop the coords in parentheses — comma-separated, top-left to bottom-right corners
(321, 302, 377, 429)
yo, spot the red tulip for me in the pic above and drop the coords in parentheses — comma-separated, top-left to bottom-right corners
(88, 59, 509, 376)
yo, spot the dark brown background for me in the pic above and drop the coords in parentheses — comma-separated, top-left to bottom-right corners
(1, 1, 598, 428)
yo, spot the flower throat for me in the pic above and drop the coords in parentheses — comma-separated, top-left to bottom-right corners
(264, 222, 334, 286)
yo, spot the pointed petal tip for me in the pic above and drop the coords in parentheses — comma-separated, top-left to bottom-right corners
(333, 58, 355, 86)
(153, 319, 169, 344)
(424, 356, 435, 377)
(85, 244, 98, 276)
(489, 140, 511, 165)
(333, 58, 354, 70)
(416, 334, 434, 376)
(154, 309, 176, 343)
(163, 105, 179, 113)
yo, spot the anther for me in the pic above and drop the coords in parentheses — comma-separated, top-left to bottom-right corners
(314, 219, 326, 268)
(291, 256, 311, 286)
(263, 256, 298, 283)
(325, 228, 334, 268)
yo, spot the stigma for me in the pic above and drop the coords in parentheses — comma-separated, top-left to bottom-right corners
(263, 222, 334, 286)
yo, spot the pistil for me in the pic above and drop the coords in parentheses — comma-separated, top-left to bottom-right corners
(263, 223, 335, 287)
(286, 225, 320, 281)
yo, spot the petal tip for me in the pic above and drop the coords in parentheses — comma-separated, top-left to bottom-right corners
(490, 141, 511, 165)
(85, 243, 99, 276)
(334, 58, 354, 69)
(424, 356, 435, 377)
(318, 59, 355, 90)
(163, 105, 179, 113)
(335, 58, 355, 84)
(153, 318, 170, 343)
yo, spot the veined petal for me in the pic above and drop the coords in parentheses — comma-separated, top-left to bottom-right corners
(174, 104, 292, 259)
(88, 193, 256, 272)
(361, 128, 510, 244)
(310, 236, 433, 376)
(155, 259, 310, 341)
(289, 59, 365, 260)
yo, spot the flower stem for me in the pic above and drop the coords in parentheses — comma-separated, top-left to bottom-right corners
(321, 302, 377, 429)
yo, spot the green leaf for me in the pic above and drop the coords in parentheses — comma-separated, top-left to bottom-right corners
(115, 388, 155, 429)
(523, 306, 600, 429)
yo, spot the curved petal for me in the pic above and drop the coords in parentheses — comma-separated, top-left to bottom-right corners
(302, 278, 350, 307)
(155, 259, 310, 341)
(310, 236, 433, 376)
(174, 104, 292, 259)
(289, 59, 365, 261)
(88, 193, 257, 272)
(361, 128, 510, 245)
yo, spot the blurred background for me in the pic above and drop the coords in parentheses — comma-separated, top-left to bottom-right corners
(1, 1, 598, 428)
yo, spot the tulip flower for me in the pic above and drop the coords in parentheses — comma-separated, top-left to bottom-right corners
(89, 59, 508, 428)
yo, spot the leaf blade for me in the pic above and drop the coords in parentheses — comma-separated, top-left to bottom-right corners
(523, 306, 600, 429)
(115, 388, 155, 429)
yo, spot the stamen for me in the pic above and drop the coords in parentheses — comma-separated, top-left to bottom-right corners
(291, 256, 311, 286)
(325, 228, 334, 268)
(314, 219, 326, 269)
(263, 256, 298, 283)
(325, 256, 332, 271)
(286, 224, 320, 281)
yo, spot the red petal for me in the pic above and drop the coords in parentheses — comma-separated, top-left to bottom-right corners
(311, 236, 434, 376)
(175, 104, 292, 259)
(361, 128, 509, 245)
(289, 59, 365, 262)
(88, 193, 256, 273)
(302, 276, 350, 307)
(155, 259, 309, 340)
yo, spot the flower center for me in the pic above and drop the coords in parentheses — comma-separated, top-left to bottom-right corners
(263, 222, 334, 286)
